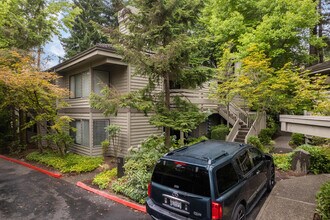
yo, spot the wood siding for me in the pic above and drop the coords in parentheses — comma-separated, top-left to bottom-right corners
(129, 113, 162, 147)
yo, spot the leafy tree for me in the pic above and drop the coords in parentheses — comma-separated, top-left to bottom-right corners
(62, 0, 124, 58)
(213, 47, 330, 115)
(202, 0, 322, 67)
(99, 1, 213, 148)
(0, 49, 73, 153)
(0, 0, 80, 67)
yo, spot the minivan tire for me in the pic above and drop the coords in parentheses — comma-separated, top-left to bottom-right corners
(233, 204, 246, 220)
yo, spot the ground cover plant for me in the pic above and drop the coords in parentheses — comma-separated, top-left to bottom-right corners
(26, 151, 103, 173)
(92, 168, 117, 189)
(316, 181, 330, 220)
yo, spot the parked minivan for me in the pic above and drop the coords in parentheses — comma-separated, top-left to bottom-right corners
(146, 140, 275, 220)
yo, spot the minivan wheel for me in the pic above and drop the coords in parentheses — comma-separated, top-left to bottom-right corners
(267, 165, 275, 192)
(233, 204, 246, 220)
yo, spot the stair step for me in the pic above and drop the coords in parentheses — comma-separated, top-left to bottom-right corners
(236, 135, 246, 139)
(238, 131, 248, 135)
(239, 128, 249, 132)
(240, 125, 248, 129)
(234, 138, 245, 143)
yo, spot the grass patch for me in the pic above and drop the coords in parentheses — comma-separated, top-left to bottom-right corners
(273, 153, 293, 171)
(92, 168, 117, 189)
(26, 151, 103, 173)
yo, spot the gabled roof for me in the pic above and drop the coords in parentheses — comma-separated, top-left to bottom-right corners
(48, 44, 119, 72)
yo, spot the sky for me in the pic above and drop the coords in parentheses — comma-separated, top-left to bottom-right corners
(42, 35, 66, 70)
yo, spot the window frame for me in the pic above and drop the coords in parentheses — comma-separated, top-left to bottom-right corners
(70, 119, 90, 147)
(93, 119, 110, 147)
(69, 71, 90, 99)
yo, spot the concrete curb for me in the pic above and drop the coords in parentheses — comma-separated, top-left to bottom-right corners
(76, 181, 146, 213)
(0, 155, 62, 178)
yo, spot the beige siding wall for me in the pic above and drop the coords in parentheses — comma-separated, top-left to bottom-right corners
(109, 65, 129, 94)
(129, 113, 162, 147)
(86, 113, 129, 157)
(129, 66, 163, 92)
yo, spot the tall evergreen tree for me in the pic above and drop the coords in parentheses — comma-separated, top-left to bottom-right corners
(92, 0, 213, 148)
(62, 0, 123, 58)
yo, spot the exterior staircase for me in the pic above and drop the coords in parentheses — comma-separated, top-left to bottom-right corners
(234, 122, 249, 143)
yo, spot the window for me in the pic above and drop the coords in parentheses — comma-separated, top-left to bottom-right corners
(216, 163, 239, 194)
(70, 119, 89, 146)
(69, 72, 90, 98)
(93, 70, 109, 94)
(93, 120, 109, 146)
(152, 160, 211, 197)
(249, 148, 263, 166)
(236, 150, 253, 174)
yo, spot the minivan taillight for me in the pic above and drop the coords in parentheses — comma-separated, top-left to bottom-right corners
(212, 202, 222, 220)
(148, 183, 152, 197)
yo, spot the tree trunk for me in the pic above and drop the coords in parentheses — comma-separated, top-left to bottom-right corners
(164, 72, 171, 148)
(37, 47, 41, 70)
(226, 104, 230, 127)
(318, 0, 324, 63)
(36, 123, 43, 153)
(11, 107, 17, 141)
(19, 110, 27, 145)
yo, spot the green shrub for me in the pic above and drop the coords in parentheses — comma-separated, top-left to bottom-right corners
(26, 151, 103, 173)
(247, 136, 268, 153)
(211, 124, 230, 140)
(289, 133, 305, 148)
(309, 136, 330, 146)
(273, 153, 293, 171)
(112, 135, 179, 204)
(92, 168, 117, 189)
(186, 136, 208, 146)
(296, 145, 330, 174)
(258, 128, 274, 145)
(316, 181, 330, 220)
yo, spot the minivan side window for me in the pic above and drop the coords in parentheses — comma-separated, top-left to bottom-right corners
(216, 163, 239, 194)
(236, 150, 253, 174)
(249, 148, 263, 166)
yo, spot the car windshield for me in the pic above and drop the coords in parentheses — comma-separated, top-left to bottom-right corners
(151, 160, 211, 197)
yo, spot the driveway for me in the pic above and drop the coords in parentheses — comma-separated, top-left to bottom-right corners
(0, 158, 151, 220)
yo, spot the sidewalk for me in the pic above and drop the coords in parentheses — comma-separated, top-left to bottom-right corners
(256, 174, 330, 220)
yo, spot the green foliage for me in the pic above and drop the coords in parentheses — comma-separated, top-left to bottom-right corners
(62, 0, 122, 58)
(258, 128, 274, 145)
(92, 168, 117, 189)
(101, 140, 110, 156)
(296, 145, 330, 174)
(202, 0, 321, 67)
(247, 135, 268, 153)
(0, 0, 80, 50)
(273, 153, 293, 171)
(105, 1, 213, 147)
(211, 44, 329, 115)
(112, 135, 179, 204)
(186, 136, 208, 146)
(26, 151, 103, 173)
(316, 181, 330, 220)
(210, 124, 230, 140)
(309, 136, 330, 147)
(150, 97, 209, 133)
(42, 116, 75, 156)
(289, 133, 305, 148)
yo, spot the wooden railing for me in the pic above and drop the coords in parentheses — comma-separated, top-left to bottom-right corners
(245, 111, 266, 143)
(169, 89, 218, 108)
(226, 119, 241, 142)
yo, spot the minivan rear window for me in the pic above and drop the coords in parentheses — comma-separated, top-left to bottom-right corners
(152, 160, 211, 197)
